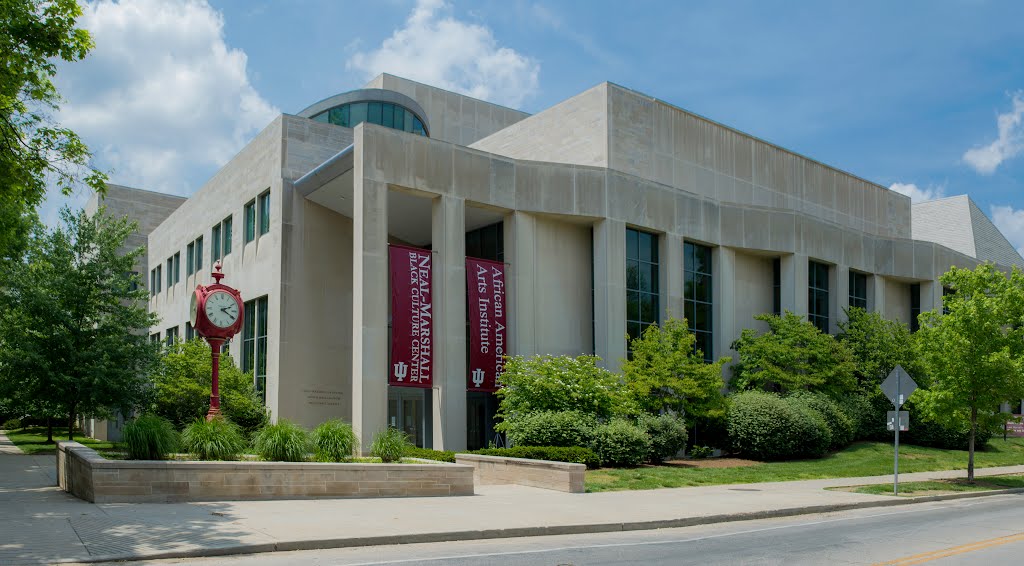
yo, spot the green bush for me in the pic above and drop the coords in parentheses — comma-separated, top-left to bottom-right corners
(122, 414, 179, 460)
(788, 391, 855, 450)
(221, 388, 269, 439)
(469, 446, 601, 469)
(689, 445, 714, 459)
(903, 413, 992, 450)
(2, 418, 22, 430)
(505, 410, 596, 448)
(370, 427, 411, 463)
(592, 418, 652, 467)
(406, 447, 456, 462)
(311, 419, 359, 462)
(181, 417, 247, 461)
(727, 391, 831, 461)
(252, 420, 310, 462)
(637, 413, 688, 463)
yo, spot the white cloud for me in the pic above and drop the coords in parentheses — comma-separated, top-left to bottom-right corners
(991, 205, 1024, 257)
(51, 0, 277, 200)
(347, 0, 539, 108)
(963, 92, 1024, 175)
(889, 182, 945, 203)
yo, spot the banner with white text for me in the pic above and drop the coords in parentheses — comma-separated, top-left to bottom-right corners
(389, 245, 433, 388)
(466, 257, 507, 392)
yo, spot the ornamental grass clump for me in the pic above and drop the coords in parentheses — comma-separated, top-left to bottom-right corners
(252, 419, 311, 462)
(181, 416, 247, 461)
(312, 419, 359, 462)
(370, 427, 411, 463)
(122, 414, 179, 460)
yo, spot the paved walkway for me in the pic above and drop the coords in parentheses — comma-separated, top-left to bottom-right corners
(0, 431, 24, 455)
(1, 439, 1024, 565)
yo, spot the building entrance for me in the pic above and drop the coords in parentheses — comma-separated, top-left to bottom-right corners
(466, 391, 501, 450)
(387, 386, 430, 448)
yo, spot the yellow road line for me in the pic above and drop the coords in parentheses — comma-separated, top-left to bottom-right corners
(875, 532, 1024, 565)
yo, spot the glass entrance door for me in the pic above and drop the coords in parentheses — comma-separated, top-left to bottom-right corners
(466, 391, 501, 451)
(387, 386, 429, 448)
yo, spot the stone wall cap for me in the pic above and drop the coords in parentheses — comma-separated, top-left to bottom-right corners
(456, 453, 586, 470)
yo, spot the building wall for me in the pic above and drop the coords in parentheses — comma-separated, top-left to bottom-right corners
(883, 278, 911, 326)
(732, 252, 775, 335)
(531, 216, 594, 356)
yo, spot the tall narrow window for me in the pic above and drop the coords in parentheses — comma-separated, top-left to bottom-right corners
(772, 258, 781, 316)
(165, 326, 178, 346)
(244, 200, 256, 243)
(166, 258, 173, 287)
(211, 223, 222, 263)
(849, 272, 867, 310)
(222, 216, 233, 256)
(187, 242, 195, 275)
(156, 265, 162, 293)
(196, 236, 203, 272)
(150, 332, 160, 344)
(185, 322, 194, 341)
(173, 252, 180, 284)
(910, 283, 921, 332)
(684, 242, 713, 361)
(626, 228, 660, 354)
(258, 190, 271, 236)
(942, 286, 952, 315)
(150, 269, 156, 296)
(808, 261, 830, 333)
(464, 222, 504, 262)
(242, 296, 269, 401)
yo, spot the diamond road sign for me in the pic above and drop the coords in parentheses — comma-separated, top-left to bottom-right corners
(887, 411, 909, 432)
(881, 365, 918, 408)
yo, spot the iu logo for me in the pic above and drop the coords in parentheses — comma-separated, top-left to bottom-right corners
(393, 361, 408, 382)
(471, 368, 485, 387)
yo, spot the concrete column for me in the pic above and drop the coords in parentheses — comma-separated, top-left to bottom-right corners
(506, 211, 536, 358)
(714, 246, 736, 361)
(663, 233, 684, 320)
(351, 177, 389, 453)
(779, 253, 808, 317)
(833, 264, 850, 334)
(593, 218, 627, 371)
(920, 279, 942, 315)
(871, 275, 886, 315)
(431, 195, 467, 451)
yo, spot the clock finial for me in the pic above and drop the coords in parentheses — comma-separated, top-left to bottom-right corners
(212, 260, 225, 283)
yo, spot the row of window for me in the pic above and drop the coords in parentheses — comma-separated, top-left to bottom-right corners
(151, 190, 270, 296)
(312, 101, 428, 136)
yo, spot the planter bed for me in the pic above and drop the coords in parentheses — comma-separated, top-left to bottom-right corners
(57, 441, 473, 503)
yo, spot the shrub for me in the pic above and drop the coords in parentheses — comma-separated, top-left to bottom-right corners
(252, 420, 310, 462)
(495, 355, 635, 424)
(788, 391, 855, 450)
(122, 414, 179, 460)
(370, 427, 411, 463)
(592, 418, 652, 467)
(505, 410, 596, 448)
(469, 446, 601, 469)
(2, 418, 22, 430)
(689, 445, 714, 459)
(312, 419, 359, 462)
(637, 413, 688, 463)
(406, 447, 456, 462)
(903, 413, 992, 451)
(181, 417, 247, 461)
(727, 391, 831, 461)
(221, 388, 269, 439)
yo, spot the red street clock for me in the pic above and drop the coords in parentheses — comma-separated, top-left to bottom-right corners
(190, 261, 244, 420)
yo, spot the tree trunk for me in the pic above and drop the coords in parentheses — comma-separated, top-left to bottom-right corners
(968, 405, 977, 482)
(45, 417, 53, 444)
(67, 404, 76, 441)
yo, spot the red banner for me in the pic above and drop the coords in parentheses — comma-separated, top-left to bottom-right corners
(466, 258, 507, 392)
(389, 245, 433, 388)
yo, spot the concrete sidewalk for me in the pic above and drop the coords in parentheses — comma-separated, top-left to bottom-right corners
(2, 435, 1024, 565)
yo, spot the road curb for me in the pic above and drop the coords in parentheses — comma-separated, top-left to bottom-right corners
(59, 486, 1024, 564)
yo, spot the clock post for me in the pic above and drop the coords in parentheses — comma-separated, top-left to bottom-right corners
(207, 335, 226, 420)
(190, 261, 245, 422)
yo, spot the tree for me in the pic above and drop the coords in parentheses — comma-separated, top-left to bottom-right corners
(622, 317, 728, 423)
(915, 263, 1024, 481)
(1, 0, 105, 262)
(837, 307, 926, 394)
(731, 311, 857, 397)
(0, 207, 159, 439)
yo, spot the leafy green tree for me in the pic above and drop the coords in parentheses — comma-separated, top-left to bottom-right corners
(837, 307, 927, 394)
(622, 317, 728, 424)
(149, 338, 268, 436)
(731, 311, 857, 397)
(0, 207, 158, 439)
(915, 264, 1024, 480)
(1, 0, 106, 262)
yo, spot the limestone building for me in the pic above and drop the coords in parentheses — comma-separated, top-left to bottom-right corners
(94, 74, 1023, 451)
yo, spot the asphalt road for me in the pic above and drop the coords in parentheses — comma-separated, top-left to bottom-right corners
(102, 494, 1024, 566)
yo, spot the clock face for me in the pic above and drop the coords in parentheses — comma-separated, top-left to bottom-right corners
(190, 292, 199, 327)
(204, 290, 240, 329)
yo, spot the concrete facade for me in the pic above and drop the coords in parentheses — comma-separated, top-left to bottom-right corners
(102, 73, 1022, 452)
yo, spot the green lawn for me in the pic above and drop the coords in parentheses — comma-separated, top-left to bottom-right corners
(4, 426, 116, 455)
(586, 439, 1024, 492)
(843, 474, 1024, 496)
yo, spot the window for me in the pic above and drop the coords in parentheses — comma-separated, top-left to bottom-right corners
(910, 284, 921, 332)
(150, 332, 160, 344)
(128, 271, 139, 292)
(187, 241, 195, 276)
(808, 261, 830, 333)
(185, 322, 194, 341)
(242, 295, 269, 400)
(222, 216, 233, 256)
(196, 236, 203, 271)
(685, 242, 713, 361)
(166, 257, 173, 288)
(942, 286, 953, 315)
(310, 100, 429, 136)
(173, 253, 180, 284)
(150, 268, 156, 296)
(772, 258, 781, 316)
(626, 228, 660, 353)
(156, 265, 162, 293)
(465, 222, 504, 262)
(212, 223, 221, 263)
(165, 326, 178, 346)
(244, 200, 256, 243)
(849, 272, 868, 310)
(258, 190, 270, 236)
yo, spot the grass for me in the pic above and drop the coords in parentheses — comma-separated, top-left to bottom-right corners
(586, 439, 1024, 492)
(844, 474, 1024, 496)
(4, 426, 116, 455)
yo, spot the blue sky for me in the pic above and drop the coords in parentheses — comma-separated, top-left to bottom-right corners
(46, 0, 1024, 250)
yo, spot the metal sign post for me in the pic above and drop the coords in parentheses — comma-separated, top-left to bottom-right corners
(881, 365, 918, 495)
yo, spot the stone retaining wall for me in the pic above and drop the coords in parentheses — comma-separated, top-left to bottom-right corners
(57, 442, 474, 503)
(455, 454, 585, 493)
